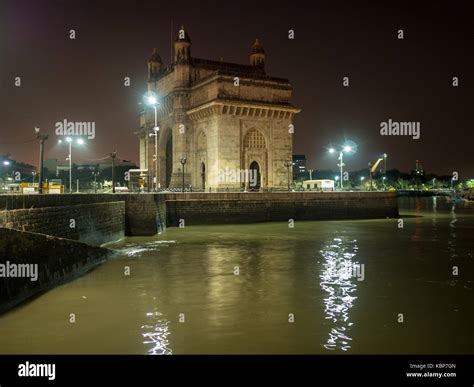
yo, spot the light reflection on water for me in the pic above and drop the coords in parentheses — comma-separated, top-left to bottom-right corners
(319, 237, 359, 351)
(141, 312, 172, 355)
(0, 197, 472, 354)
(117, 240, 177, 257)
(448, 205, 458, 260)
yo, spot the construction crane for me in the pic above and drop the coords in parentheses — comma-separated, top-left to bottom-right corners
(370, 158, 384, 173)
(368, 157, 384, 191)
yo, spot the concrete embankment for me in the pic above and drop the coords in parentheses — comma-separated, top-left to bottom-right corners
(0, 191, 398, 234)
(0, 193, 166, 242)
(165, 191, 399, 226)
(0, 195, 126, 245)
(0, 228, 111, 314)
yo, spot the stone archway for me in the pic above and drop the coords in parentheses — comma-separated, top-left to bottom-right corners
(243, 128, 267, 189)
(200, 162, 206, 189)
(249, 160, 261, 189)
(196, 131, 207, 190)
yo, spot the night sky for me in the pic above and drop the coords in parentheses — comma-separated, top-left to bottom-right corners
(1, 0, 472, 177)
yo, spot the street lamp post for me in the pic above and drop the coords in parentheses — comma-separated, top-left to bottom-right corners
(110, 149, 117, 193)
(2, 160, 11, 193)
(329, 144, 355, 190)
(144, 92, 160, 191)
(180, 156, 187, 193)
(368, 162, 373, 192)
(284, 161, 292, 191)
(59, 137, 84, 193)
(67, 138, 72, 192)
(35, 126, 48, 194)
(339, 151, 344, 187)
(149, 127, 159, 191)
(92, 171, 99, 194)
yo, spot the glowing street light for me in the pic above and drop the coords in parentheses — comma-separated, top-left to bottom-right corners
(144, 91, 160, 191)
(328, 142, 356, 190)
(147, 95, 157, 105)
(58, 137, 85, 193)
(3, 160, 10, 166)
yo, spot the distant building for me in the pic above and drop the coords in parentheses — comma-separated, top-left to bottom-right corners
(303, 179, 335, 191)
(411, 160, 424, 176)
(0, 155, 35, 177)
(136, 26, 300, 190)
(292, 155, 307, 178)
(44, 158, 136, 176)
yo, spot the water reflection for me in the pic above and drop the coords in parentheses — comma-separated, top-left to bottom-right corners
(141, 311, 172, 355)
(411, 197, 423, 243)
(319, 237, 360, 351)
(448, 204, 458, 260)
(121, 240, 177, 257)
(431, 197, 438, 237)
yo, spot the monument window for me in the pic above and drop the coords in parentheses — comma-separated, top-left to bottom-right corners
(244, 129, 266, 149)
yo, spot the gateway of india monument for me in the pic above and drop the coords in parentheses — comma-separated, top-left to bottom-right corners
(136, 27, 300, 190)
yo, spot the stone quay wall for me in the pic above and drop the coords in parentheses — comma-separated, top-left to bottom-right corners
(164, 192, 399, 226)
(0, 228, 111, 314)
(0, 192, 399, 238)
(0, 201, 125, 246)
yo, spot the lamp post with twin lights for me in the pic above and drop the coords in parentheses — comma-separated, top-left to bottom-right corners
(328, 142, 356, 190)
(58, 137, 85, 193)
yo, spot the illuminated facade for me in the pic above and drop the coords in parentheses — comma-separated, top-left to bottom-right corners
(136, 27, 300, 190)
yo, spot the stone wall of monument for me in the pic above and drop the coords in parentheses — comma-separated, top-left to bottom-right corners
(270, 116, 293, 187)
